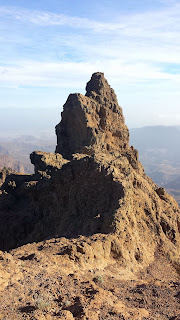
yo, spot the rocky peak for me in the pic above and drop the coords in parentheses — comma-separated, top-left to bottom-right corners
(0, 72, 179, 285)
(55, 72, 130, 160)
(85, 72, 118, 105)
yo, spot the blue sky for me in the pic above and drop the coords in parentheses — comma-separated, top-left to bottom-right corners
(1, 0, 180, 131)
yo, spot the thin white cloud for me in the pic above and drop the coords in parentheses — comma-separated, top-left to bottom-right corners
(1, 3, 180, 37)
(1, 3, 180, 126)
(0, 59, 180, 89)
(1, 4, 180, 58)
(0, 6, 125, 32)
(1, 4, 180, 66)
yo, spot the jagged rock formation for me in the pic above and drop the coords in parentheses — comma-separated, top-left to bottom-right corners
(30, 151, 69, 177)
(0, 72, 180, 319)
(0, 167, 18, 188)
(55, 73, 129, 159)
(0, 72, 179, 276)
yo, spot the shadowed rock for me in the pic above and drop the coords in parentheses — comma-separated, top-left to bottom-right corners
(0, 73, 179, 276)
(30, 151, 69, 178)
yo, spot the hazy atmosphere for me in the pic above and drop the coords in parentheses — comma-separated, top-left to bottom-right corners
(1, 2, 180, 319)
(1, 0, 180, 133)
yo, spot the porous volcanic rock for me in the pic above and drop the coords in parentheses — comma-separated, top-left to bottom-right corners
(0, 72, 179, 277)
(30, 151, 69, 177)
(55, 72, 129, 159)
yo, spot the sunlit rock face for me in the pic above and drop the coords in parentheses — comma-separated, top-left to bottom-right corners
(0, 73, 179, 279)
(55, 72, 129, 159)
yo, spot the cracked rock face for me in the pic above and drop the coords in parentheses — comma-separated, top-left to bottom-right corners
(0, 73, 179, 277)
(55, 72, 129, 159)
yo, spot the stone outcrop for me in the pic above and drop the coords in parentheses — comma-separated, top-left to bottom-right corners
(55, 72, 129, 159)
(0, 72, 179, 276)
(30, 151, 69, 178)
(0, 167, 18, 188)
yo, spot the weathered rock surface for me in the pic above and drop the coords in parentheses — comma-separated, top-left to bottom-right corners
(30, 151, 69, 178)
(0, 236, 180, 320)
(55, 72, 129, 159)
(0, 72, 180, 319)
(0, 167, 21, 190)
(0, 72, 179, 274)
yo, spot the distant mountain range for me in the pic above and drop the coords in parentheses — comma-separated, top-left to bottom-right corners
(0, 126, 180, 205)
(0, 134, 56, 173)
(130, 125, 180, 205)
(130, 125, 180, 159)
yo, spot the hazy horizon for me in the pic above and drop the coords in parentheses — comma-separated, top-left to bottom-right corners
(1, 107, 180, 140)
(1, 108, 180, 144)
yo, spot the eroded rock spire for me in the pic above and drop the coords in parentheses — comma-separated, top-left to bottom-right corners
(55, 72, 129, 159)
(0, 72, 179, 281)
(85, 72, 118, 104)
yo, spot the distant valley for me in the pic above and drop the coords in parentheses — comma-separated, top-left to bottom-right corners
(0, 134, 56, 173)
(0, 125, 180, 205)
(130, 125, 180, 205)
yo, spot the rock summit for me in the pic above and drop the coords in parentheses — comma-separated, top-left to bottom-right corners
(0, 72, 179, 273)
(55, 72, 129, 159)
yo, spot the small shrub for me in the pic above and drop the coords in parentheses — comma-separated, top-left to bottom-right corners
(33, 293, 53, 311)
(93, 274, 104, 284)
(64, 300, 71, 307)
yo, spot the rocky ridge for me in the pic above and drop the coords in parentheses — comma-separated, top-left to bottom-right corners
(0, 72, 179, 319)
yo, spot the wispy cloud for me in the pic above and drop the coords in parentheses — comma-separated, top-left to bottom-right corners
(1, 3, 180, 37)
(1, 59, 180, 89)
(1, 2, 180, 126)
(1, 4, 180, 65)
(0, 6, 125, 32)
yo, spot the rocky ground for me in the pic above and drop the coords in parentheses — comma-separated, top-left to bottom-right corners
(0, 235, 179, 320)
(0, 73, 179, 320)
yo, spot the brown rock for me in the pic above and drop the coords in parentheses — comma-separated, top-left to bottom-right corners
(0, 72, 179, 274)
(30, 151, 69, 177)
(55, 72, 129, 159)
(0, 73, 180, 319)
